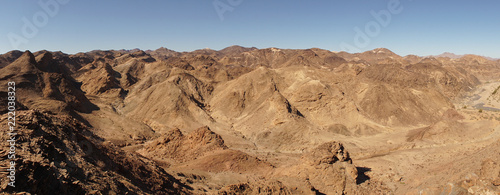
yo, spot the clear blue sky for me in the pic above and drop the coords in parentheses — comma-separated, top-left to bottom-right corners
(1, 0, 499, 58)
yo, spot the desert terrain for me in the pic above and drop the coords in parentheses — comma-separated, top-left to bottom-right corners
(1, 46, 499, 194)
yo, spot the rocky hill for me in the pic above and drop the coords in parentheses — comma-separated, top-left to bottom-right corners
(0, 110, 189, 194)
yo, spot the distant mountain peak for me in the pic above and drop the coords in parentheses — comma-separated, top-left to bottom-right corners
(370, 48, 394, 54)
(461, 54, 490, 62)
(417, 57, 443, 65)
(429, 53, 498, 61)
(223, 45, 245, 49)
(432, 52, 463, 59)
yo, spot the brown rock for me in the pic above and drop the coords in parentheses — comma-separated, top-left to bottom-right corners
(303, 141, 351, 166)
(139, 126, 227, 163)
(218, 180, 292, 195)
(0, 110, 189, 194)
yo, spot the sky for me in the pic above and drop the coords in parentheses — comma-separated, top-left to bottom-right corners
(0, 0, 499, 58)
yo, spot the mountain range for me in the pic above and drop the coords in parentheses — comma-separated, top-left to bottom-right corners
(1, 46, 499, 194)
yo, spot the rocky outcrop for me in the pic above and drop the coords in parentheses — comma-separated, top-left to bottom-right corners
(139, 126, 274, 174)
(303, 141, 352, 166)
(299, 141, 362, 194)
(139, 126, 227, 163)
(0, 110, 190, 194)
(218, 180, 292, 195)
(268, 141, 390, 195)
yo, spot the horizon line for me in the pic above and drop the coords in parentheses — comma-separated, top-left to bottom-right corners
(3, 46, 499, 60)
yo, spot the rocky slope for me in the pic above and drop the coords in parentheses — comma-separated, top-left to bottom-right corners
(0, 110, 189, 194)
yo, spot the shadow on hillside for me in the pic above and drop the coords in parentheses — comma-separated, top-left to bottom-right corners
(356, 167, 371, 184)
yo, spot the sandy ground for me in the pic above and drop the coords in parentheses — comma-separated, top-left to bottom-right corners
(461, 80, 500, 111)
(336, 80, 500, 193)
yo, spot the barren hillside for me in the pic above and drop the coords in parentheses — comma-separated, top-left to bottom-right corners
(1, 47, 499, 194)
